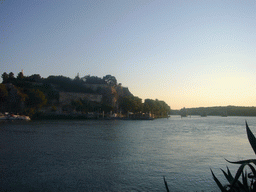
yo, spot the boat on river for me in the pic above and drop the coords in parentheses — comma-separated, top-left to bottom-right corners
(0, 113, 31, 121)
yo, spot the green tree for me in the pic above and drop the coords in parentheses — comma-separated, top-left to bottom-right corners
(9, 72, 15, 80)
(44, 75, 95, 93)
(17, 72, 24, 80)
(24, 89, 47, 109)
(84, 76, 105, 84)
(143, 99, 156, 113)
(0, 84, 8, 100)
(143, 99, 170, 118)
(101, 103, 113, 113)
(27, 74, 41, 82)
(0, 84, 8, 111)
(1, 72, 9, 83)
(120, 96, 143, 113)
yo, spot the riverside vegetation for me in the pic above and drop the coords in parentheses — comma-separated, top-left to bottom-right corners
(0, 72, 171, 119)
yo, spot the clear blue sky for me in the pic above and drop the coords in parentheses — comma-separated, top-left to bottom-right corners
(1, 0, 256, 109)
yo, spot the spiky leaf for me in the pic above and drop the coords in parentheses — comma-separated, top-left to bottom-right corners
(242, 170, 249, 192)
(246, 121, 256, 155)
(221, 168, 233, 184)
(247, 164, 256, 179)
(226, 166, 232, 177)
(211, 169, 228, 192)
(226, 158, 256, 165)
(163, 176, 170, 192)
(230, 163, 247, 190)
(221, 167, 243, 189)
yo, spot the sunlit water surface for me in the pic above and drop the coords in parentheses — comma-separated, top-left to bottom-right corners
(1, 116, 256, 191)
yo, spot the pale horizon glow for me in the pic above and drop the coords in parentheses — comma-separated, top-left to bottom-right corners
(1, 1, 256, 110)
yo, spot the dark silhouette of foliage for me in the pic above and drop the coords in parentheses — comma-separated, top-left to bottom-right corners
(100, 103, 113, 113)
(44, 75, 94, 93)
(175, 106, 256, 117)
(103, 75, 117, 85)
(163, 176, 170, 192)
(0, 84, 28, 113)
(119, 97, 171, 117)
(74, 73, 80, 82)
(25, 74, 42, 82)
(143, 99, 170, 118)
(83, 75, 106, 84)
(1, 72, 9, 83)
(1, 72, 16, 83)
(0, 84, 8, 111)
(24, 88, 47, 109)
(8, 72, 14, 80)
(120, 96, 143, 113)
(0, 84, 8, 102)
(17, 72, 24, 80)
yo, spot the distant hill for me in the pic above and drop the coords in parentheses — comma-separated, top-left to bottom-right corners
(172, 106, 256, 116)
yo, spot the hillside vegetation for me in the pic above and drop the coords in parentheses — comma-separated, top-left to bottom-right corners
(0, 72, 171, 119)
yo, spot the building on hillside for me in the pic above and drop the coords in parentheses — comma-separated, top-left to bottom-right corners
(59, 92, 102, 105)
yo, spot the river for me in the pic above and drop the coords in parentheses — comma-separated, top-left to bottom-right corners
(1, 116, 256, 191)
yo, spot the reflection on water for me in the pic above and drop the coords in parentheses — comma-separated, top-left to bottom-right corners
(1, 116, 256, 191)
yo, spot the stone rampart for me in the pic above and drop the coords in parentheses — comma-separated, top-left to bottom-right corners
(59, 92, 102, 105)
(83, 84, 109, 92)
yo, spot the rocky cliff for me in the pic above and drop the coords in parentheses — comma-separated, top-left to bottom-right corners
(59, 92, 102, 105)
(58, 84, 133, 111)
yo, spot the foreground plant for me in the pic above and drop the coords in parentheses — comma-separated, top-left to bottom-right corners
(163, 176, 170, 192)
(211, 121, 256, 192)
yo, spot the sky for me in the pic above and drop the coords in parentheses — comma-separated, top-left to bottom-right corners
(1, 0, 256, 109)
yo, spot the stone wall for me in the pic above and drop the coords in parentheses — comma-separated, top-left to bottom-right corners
(83, 84, 110, 92)
(59, 92, 102, 105)
(59, 84, 133, 111)
(82, 84, 132, 97)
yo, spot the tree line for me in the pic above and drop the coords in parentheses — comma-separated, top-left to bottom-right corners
(170, 106, 256, 116)
(64, 96, 171, 118)
(120, 97, 171, 118)
(2, 72, 117, 85)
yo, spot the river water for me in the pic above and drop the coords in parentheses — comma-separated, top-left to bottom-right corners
(1, 116, 256, 191)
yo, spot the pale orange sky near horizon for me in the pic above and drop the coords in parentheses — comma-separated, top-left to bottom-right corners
(1, 1, 256, 110)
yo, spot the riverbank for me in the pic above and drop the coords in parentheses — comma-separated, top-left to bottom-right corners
(0, 114, 31, 121)
(31, 113, 154, 120)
